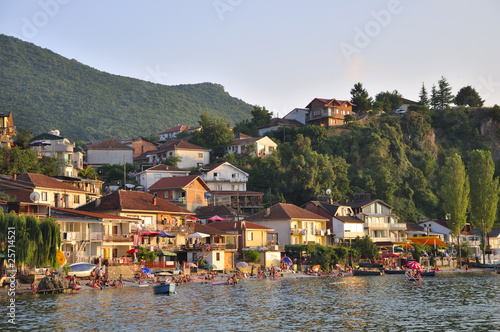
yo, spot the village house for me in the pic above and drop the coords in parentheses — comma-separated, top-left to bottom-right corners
(193, 205, 239, 224)
(257, 118, 304, 137)
(245, 203, 328, 246)
(145, 139, 210, 169)
(75, 190, 194, 250)
(302, 200, 359, 245)
(53, 175, 103, 202)
(148, 175, 211, 212)
(86, 140, 134, 167)
(158, 125, 189, 141)
(226, 133, 277, 157)
(30, 130, 83, 177)
(135, 164, 190, 191)
(120, 137, 158, 159)
(0, 173, 87, 209)
(305, 98, 355, 127)
(0, 111, 15, 148)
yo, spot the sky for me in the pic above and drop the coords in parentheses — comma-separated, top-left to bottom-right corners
(1, 1, 500, 118)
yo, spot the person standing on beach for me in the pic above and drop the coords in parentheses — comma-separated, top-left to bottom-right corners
(118, 274, 124, 288)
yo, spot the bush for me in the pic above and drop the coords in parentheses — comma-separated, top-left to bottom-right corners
(244, 250, 259, 263)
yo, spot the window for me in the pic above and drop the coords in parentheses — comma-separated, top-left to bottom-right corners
(216, 185, 222, 190)
(198, 153, 203, 158)
(232, 173, 238, 178)
(336, 109, 339, 114)
(74, 195, 80, 204)
(213, 172, 219, 178)
(41, 192, 47, 201)
(216, 252, 220, 261)
(247, 231, 253, 241)
(164, 192, 168, 198)
(269, 146, 274, 153)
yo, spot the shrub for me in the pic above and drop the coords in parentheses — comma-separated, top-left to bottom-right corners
(244, 250, 259, 263)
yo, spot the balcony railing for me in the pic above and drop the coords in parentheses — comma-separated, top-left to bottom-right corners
(364, 222, 390, 229)
(103, 234, 133, 242)
(291, 228, 303, 235)
(163, 224, 194, 234)
(90, 232, 102, 241)
(62, 232, 82, 241)
(389, 223, 407, 230)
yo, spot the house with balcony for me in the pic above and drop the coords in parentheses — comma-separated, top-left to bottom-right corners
(0, 173, 87, 209)
(51, 207, 141, 264)
(208, 220, 282, 268)
(145, 139, 210, 169)
(148, 175, 210, 212)
(302, 200, 361, 245)
(226, 134, 277, 157)
(305, 98, 355, 127)
(54, 176, 103, 202)
(245, 203, 328, 246)
(135, 164, 190, 191)
(76, 190, 194, 249)
(0, 111, 15, 148)
(346, 194, 406, 246)
(30, 130, 83, 177)
(199, 161, 263, 214)
(86, 140, 134, 167)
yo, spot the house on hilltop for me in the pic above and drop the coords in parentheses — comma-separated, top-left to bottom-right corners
(226, 134, 277, 157)
(306, 98, 355, 127)
(135, 164, 190, 191)
(158, 125, 190, 141)
(146, 139, 210, 169)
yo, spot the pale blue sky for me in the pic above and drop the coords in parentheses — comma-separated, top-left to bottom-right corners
(1, 1, 499, 117)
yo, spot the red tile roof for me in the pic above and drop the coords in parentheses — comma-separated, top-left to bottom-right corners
(208, 221, 274, 231)
(87, 140, 134, 150)
(52, 207, 141, 221)
(157, 139, 208, 152)
(76, 190, 193, 215)
(191, 222, 224, 235)
(305, 98, 356, 109)
(245, 203, 328, 221)
(149, 175, 210, 191)
(0, 173, 86, 193)
(334, 216, 364, 224)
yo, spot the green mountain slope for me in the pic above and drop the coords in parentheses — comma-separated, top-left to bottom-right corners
(0, 34, 252, 142)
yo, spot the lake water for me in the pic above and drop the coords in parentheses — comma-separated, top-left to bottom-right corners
(1, 272, 499, 331)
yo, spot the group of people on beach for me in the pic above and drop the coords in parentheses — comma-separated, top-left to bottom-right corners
(87, 269, 123, 289)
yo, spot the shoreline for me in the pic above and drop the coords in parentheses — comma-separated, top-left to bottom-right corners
(0, 267, 494, 296)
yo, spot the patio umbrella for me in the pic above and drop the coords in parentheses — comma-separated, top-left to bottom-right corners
(140, 230, 162, 236)
(185, 262, 197, 268)
(158, 230, 175, 238)
(203, 263, 217, 270)
(126, 248, 140, 254)
(407, 261, 423, 270)
(187, 216, 200, 221)
(236, 262, 249, 269)
(281, 256, 293, 266)
(208, 215, 226, 222)
(185, 232, 210, 239)
(237, 267, 247, 273)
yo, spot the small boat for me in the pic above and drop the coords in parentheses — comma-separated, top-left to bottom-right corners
(420, 270, 436, 277)
(384, 269, 406, 275)
(353, 270, 382, 276)
(153, 283, 176, 294)
(358, 263, 383, 269)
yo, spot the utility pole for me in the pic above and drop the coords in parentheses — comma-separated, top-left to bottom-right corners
(123, 155, 126, 190)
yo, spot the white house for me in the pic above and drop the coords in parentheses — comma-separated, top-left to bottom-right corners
(158, 125, 190, 141)
(86, 140, 134, 167)
(135, 164, 190, 191)
(283, 108, 309, 125)
(198, 162, 248, 192)
(147, 140, 210, 169)
(226, 135, 277, 157)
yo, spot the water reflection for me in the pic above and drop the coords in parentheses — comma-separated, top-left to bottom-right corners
(1, 272, 499, 331)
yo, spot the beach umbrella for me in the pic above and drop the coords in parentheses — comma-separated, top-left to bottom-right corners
(126, 248, 140, 254)
(185, 262, 197, 268)
(187, 216, 200, 221)
(203, 263, 217, 270)
(208, 215, 226, 222)
(186, 232, 210, 239)
(281, 256, 293, 266)
(237, 267, 247, 273)
(407, 261, 422, 270)
(236, 262, 248, 269)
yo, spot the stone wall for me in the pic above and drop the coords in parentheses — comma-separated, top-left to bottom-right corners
(107, 265, 139, 279)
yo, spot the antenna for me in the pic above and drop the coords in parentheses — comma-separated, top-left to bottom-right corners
(30, 192, 40, 203)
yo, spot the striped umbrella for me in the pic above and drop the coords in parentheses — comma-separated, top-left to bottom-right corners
(407, 261, 422, 270)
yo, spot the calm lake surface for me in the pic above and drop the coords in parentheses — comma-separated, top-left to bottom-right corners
(1, 272, 500, 331)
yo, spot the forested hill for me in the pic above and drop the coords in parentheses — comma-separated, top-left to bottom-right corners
(0, 34, 253, 142)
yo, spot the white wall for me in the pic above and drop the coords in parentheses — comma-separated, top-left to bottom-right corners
(87, 150, 134, 166)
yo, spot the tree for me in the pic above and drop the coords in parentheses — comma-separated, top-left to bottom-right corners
(190, 113, 234, 159)
(439, 153, 469, 268)
(350, 236, 379, 260)
(455, 86, 484, 107)
(233, 105, 273, 136)
(468, 150, 499, 264)
(430, 84, 439, 109)
(162, 155, 182, 168)
(418, 82, 429, 107)
(350, 82, 373, 113)
(79, 166, 99, 179)
(437, 76, 454, 108)
(14, 127, 33, 149)
(374, 90, 403, 113)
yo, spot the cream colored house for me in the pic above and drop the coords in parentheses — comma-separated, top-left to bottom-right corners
(135, 164, 190, 191)
(147, 140, 210, 169)
(226, 135, 277, 157)
(86, 140, 134, 167)
(245, 203, 328, 246)
(0, 173, 87, 209)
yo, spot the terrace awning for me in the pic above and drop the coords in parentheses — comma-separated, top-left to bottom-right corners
(408, 236, 447, 248)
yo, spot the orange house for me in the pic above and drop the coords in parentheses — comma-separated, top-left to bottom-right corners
(148, 175, 210, 212)
(306, 98, 355, 127)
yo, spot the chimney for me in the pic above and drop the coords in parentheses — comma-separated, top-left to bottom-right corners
(153, 192, 158, 205)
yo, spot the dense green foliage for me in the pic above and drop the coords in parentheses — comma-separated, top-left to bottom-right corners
(0, 34, 253, 142)
(244, 250, 260, 263)
(455, 86, 484, 107)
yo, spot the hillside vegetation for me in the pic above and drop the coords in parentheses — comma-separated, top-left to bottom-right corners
(0, 34, 253, 142)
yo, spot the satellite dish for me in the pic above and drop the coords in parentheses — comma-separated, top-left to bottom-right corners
(326, 189, 331, 195)
(30, 192, 40, 203)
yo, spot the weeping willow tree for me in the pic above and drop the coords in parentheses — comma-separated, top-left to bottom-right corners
(0, 211, 61, 271)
